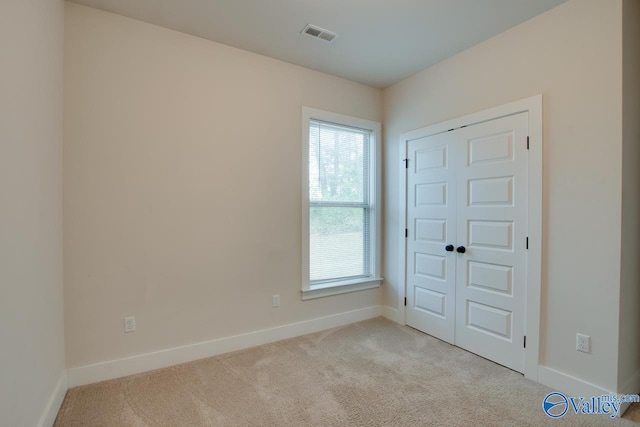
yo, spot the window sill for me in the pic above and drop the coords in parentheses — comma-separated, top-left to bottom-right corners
(301, 277, 383, 301)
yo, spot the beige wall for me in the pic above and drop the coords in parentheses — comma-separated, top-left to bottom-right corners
(0, 0, 66, 425)
(618, 0, 640, 394)
(383, 0, 623, 391)
(63, 3, 382, 369)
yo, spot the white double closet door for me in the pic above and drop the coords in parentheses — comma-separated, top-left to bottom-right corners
(405, 112, 528, 373)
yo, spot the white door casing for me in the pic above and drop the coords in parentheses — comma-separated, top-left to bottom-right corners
(399, 96, 542, 380)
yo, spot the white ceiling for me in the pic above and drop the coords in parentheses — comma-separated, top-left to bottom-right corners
(67, 0, 567, 89)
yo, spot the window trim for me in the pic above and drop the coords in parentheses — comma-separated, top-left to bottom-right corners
(301, 107, 382, 299)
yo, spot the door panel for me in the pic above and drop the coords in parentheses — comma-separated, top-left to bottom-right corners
(468, 176, 514, 206)
(455, 112, 528, 373)
(468, 220, 514, 250)
(405, 133, 457, 344)
(405, 112, 528, 373)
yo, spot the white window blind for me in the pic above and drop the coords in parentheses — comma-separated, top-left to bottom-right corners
(308, 119, 372, 284)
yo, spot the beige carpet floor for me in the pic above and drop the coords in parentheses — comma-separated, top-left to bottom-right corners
(55, 318, 639, 426)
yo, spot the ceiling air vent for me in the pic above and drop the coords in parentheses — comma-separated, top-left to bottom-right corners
(302, 24, 338, 43)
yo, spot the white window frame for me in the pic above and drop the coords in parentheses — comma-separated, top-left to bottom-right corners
(301, 107, 382, 300)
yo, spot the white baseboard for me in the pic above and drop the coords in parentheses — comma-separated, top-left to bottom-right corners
(618, 368, 640, 417)
(538, 366, 640, 418)
(381, 305, 403, 324)
(620, 368, 640, 395)
(68, 305, 382, 387)
(619, 401, 633, 418)
(38, 370, 68, 427)
(538, 365, 613, 398)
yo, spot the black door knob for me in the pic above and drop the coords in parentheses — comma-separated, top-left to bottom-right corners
(456, 246, 466, 253)
(445, 244, 454, 252)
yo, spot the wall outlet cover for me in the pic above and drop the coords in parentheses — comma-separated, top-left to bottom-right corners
(124, 316, 136, 333)
(576, 333, 590, 353)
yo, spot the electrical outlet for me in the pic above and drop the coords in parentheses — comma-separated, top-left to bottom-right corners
(576, 333, 590, 353)
(272, 294, 280, 308)
(124, 316, 136, 333)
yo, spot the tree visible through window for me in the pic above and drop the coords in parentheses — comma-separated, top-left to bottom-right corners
(308, 119, 371, 284)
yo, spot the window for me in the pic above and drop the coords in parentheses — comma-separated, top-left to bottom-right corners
(302, 107, 381, 299)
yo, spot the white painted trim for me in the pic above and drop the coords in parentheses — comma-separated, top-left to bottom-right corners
(68, 306, 382, 387)
(538, 366, 614, 399)
(621, 368, 640, 395)
(399, 95, 541, 142)
(397, 95, 543, 381)
(301, 107, 382, 294)
(539, 366, 634, 420)
(382, 306, 403, 324)
(618, 368, 640, 417)
(301, 278, 382, 300)
(619, 401, 633, 419)
(397, 139, 408, 325)
(524, 95, 543, 382)
(37, 370, 68, 427)
(301, 107, 311, 293)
